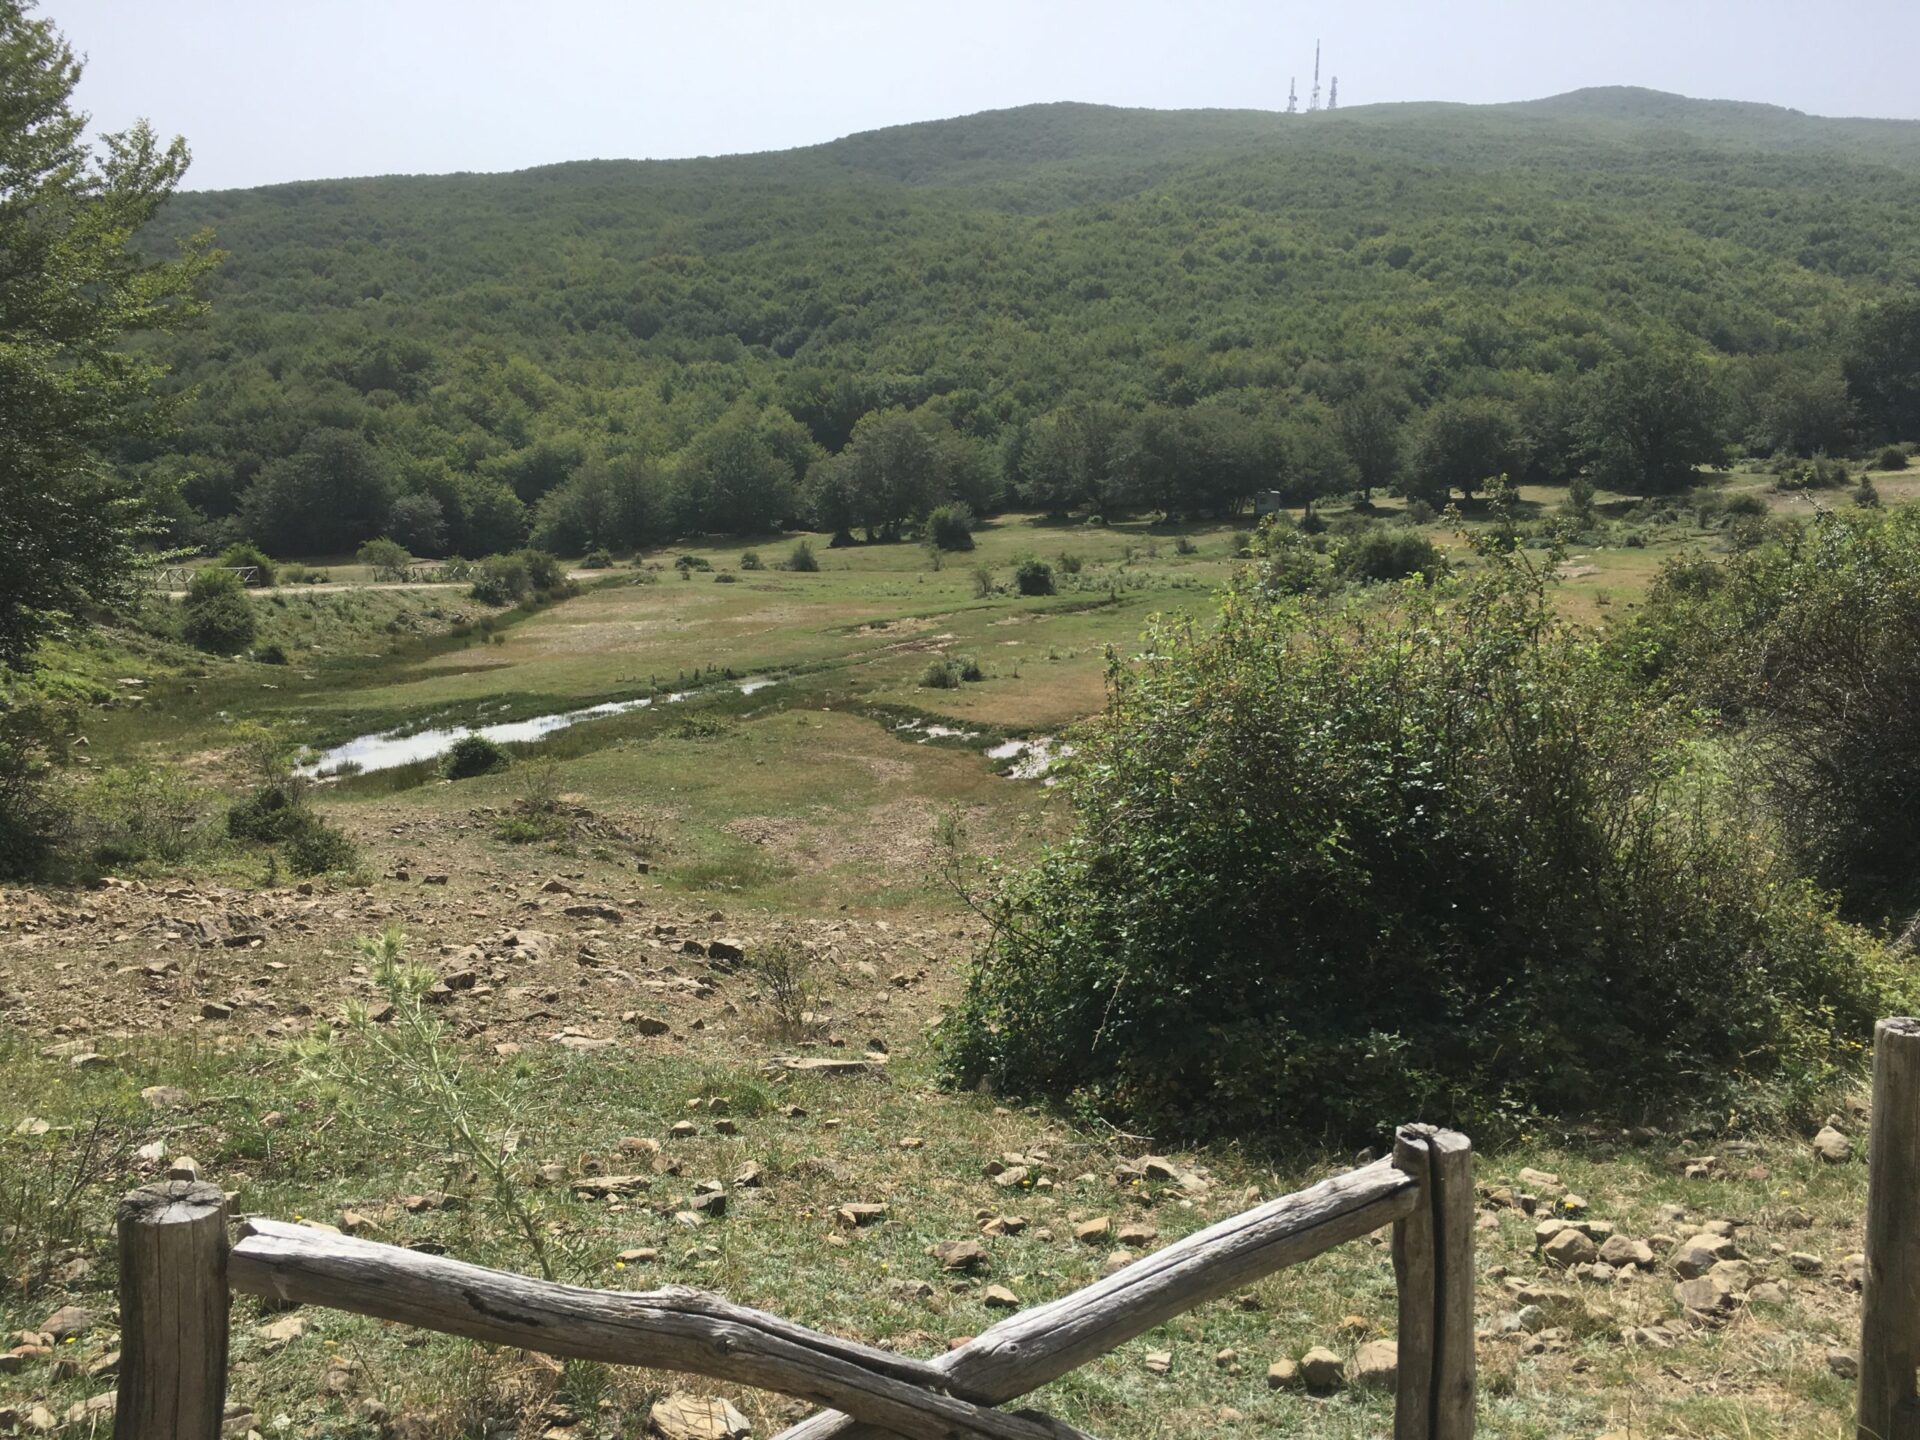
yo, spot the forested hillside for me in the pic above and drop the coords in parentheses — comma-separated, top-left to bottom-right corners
(124, 88, 1920, 557)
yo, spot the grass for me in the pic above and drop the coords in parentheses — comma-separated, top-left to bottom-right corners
(2, 489, 1903, 1437)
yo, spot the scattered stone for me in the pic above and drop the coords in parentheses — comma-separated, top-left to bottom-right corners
(1542, 1227, 1598, 1268)
(982, 1285, 1020, 1309)
(1813, 1126, 1853, 1163)
(259, 1316, 307, 1350)
(200, 1001, 233, 1020)
(563, 903, 623, 923)
(837, 1203, 888, 1228)
(649, 1393, 752, 1440)
(572, 1175, 652, 1199)
(1598, 1235, 1655, 1269)
(1299, 1346, 1345, 1391)
(168, 1156, 201, 1181)
(670, 1121, 698, 1139)
(1267, 1358, 1301, 1390)
(40, 1306, 98, 1342)
(890, 1279, 934, 1301)
(1100, 1249, 1137, 1277)
(1674, 1236, 1751, 1282)
(1788, 1252, 1824, 1275)
(618, 1248, 658, 1265)
(932, 1240, 990, 1273)
(1674, 1275, 1734, 1316)
(1351, 1340, 1398, 1391)
(1074, 1217, 1112, 1244)
(1748, 1281, 1790, 1304)
(1142, 1349, 1171, 1374)
(1116, 1221, 1158, 1247)
(734, 1162, 764, 1188)
(1828, 1348, 1861, 1380)
(624, 1013, 671, 1035)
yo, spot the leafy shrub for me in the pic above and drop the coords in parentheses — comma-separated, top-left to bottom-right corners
(496, 762, 571, 844)
(674, 554, 712, 572)
(256, 642, 289, 665)
(919, 658, 960, 689)
(1247, 519, 1329, 596)
(749, 941, 813, 1038)
(282, 812, 360, 876)
(219, 543, 276, 587)
(1403, 498, 1438, 525)
(955, 654, 984, 682)
(1875, 445, 1908, 471)
(1014, 558, 1056, 596)
(1775, 456, 1851, 491)
(1055, 552, 1084, 575)
(1717, 493, 1768, 519)
(581, 548, 615, 569)
(279, 563, 327, 584)
(970, 565, 994, 598)
(714, 570, 739, 583)
(740, 550, 764, 570)
(443, 734, 510, 780)
(1173, 534, 1197, 555)
(470, 553, 530, 605)
(944, 555, 1903, 1142)
(1857, 475, 1882, 508)
(181, 567, 258, 654)
(1336, 528, 1446, 583)
(0, 699, 74, 878)
(521, 549, 573, 596)
(926, 503, 976, 551)
(70, 765, 214, 869)
(1649, 507, 1920, 918)
(787, 540, 819, 572)
(227, 781, 306, 843)
(357, 536, 412, 580)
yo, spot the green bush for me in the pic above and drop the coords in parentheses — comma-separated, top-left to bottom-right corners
(740, 550, 764, 570)
(581, 548, 615, 570)
(919, 658, 960, 689)
(283, 811, 360, 876)
(926, 503, 976, 551)
(1055, 552, 1084, 575)
(970, 565, 994, 598)
(1646, 507, 1920, 919)
(219, 543, 276, 587)
(256, 642, 289, 665)
(714, 570, 738, 583)
(674, 554, 713, 572)
(944, 556, 1903, 1142)
(521, 549, 573, 596)
(1014, 558, 1055, 596)
(0, 699, 74, 879)
(181, 567, 258, 654)
(471, 553, 530, 605)
(356, 536, 412, 580)
(1875, 445, 1908, 471)
(787, 540, 819, 573)
(71, 765, 213, 870)
(955, 654, 984, 682)
(227, 780, 306, 843)
(443, 733, 510, 780)
(1336, 528, 1445, 583)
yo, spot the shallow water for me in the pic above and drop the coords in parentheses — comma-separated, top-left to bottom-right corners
(300, 676, 781, 777)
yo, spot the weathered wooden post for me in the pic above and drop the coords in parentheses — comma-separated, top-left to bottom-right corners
(1860, 1017, 1920, 1440)
(1393, 1124, 1476, 1440)
(115, 1179, 229, 1440)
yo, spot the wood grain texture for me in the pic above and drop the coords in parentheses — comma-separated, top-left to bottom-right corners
(114, 1181, 229, 1440)
(773, 1155, 1421, 1440)
(1427, 1128, 1477, 1440)
(230, 1220, 1093, 1440)
(1392, 1129, 1437, 1440)
(1860, 1017, 1920, 1440)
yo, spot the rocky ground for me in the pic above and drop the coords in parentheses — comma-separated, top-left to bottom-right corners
(0, 817, 1883, 1439)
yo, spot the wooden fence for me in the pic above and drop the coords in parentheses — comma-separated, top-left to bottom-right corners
(112, 1124, 1475, 1440)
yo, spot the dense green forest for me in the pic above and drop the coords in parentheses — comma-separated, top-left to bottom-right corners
(124, 88, 1920, 557)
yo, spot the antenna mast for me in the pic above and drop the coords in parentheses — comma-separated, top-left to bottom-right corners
(1309, 40, 1321, 112)
(1328, 76, 1339, 110)
(1286, 76, 1298, 114)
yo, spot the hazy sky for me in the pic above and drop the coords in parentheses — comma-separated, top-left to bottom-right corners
(53, 0, 1920, 191)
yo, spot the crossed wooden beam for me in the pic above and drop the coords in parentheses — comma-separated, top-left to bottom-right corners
(114, 1127, 1473, 1440)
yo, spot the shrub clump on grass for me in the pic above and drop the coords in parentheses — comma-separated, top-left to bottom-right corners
(926, 503, 976, 552)
(1336, 527, 1445, 583)
(219, 543, 275, 587)
(442, 733, 510, 780)
(943, 553, 1904, 1143)
(181, 566, 258, 654)
(581, 547, 615, 570)
(1014, 558, 1055, 596)
(786, 539, 819, 573)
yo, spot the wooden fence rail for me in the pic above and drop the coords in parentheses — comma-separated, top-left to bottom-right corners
(113, 1125, 1475, 1440)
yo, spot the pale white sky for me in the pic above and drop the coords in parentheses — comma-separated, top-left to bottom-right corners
(52, 0, 1920, 191)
